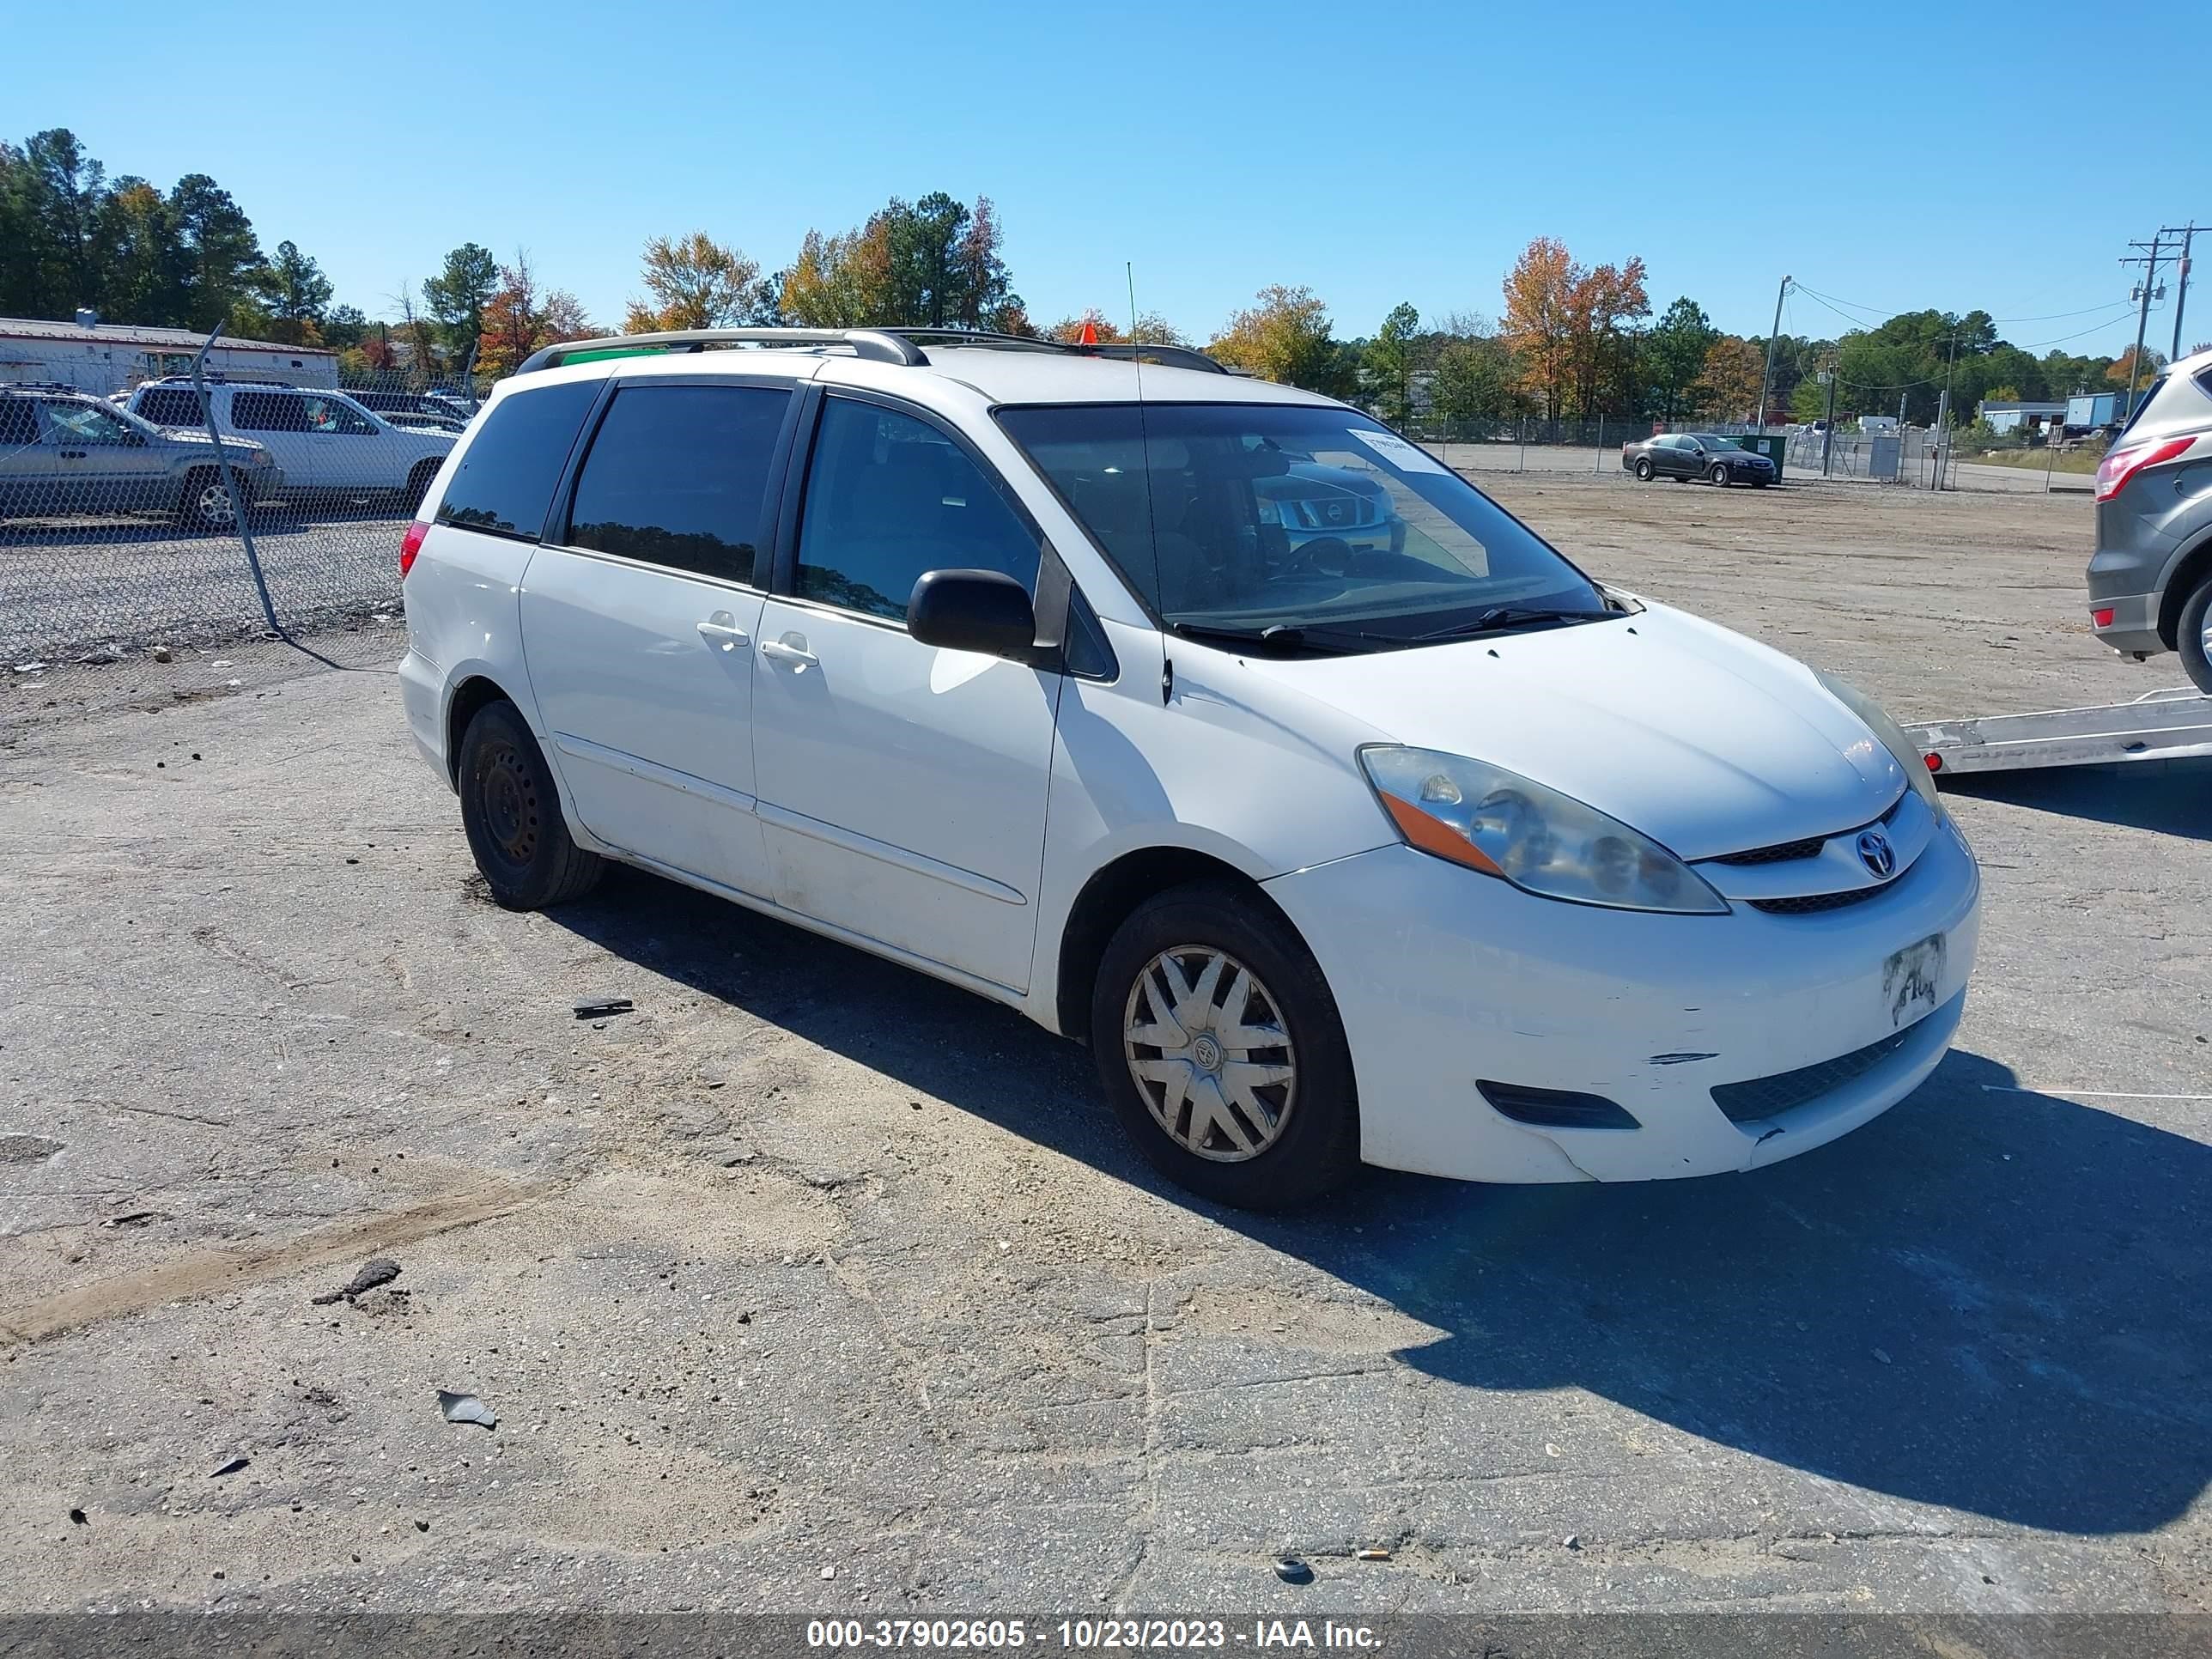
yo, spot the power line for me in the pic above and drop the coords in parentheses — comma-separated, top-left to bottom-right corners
(1791, 278, 2140, 332)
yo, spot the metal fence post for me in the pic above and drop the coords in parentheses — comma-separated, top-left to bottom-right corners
(1594, 415, 1605, 473)
(190, 323, 287, 641)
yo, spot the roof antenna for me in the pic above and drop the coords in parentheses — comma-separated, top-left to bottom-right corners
(1128, 261, 1170, 704)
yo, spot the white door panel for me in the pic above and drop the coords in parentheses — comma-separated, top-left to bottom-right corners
(750, 599, 1060, 992)
(521, 549, 771, 897)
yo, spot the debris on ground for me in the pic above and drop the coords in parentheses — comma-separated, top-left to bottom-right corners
(309, 1257, 401, 1305)
(151, 645, 173, 663)
(0, 1135, 64, 1164)
(437, 1390, 497, 1430)
(1273, 1557, 1314, 1584)
(1563, 1534, 1581, 1550)
(210, 1456, 249, 1478)
(69, 1509, 87, 1526)
(574, 998, 634, 1019)
(1355, 1547, 1391, 1562)
(100, 1211, 171, 1228)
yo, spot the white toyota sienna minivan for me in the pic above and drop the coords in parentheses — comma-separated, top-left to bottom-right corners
(398, 327, 1979, 1209)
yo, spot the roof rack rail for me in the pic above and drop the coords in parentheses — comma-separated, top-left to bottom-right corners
(517, 327, 927, 376)
(514, 325, 1233, 378)
(0, 380, 93, 394)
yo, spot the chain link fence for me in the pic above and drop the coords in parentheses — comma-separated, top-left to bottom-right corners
(1, 361, 469, 669)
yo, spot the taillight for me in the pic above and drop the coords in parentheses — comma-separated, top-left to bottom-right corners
(2094, 435, 2193, 502)
(2092, 607, 2115, 629)
(399, 520, 428, 578)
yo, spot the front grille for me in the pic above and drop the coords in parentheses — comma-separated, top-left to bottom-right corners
(1711, 1023, 1918, 1123)
(1714, 834, 1827, 866)
(1751, 886, 1887, 915)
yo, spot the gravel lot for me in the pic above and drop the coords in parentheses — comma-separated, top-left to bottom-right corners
(1, 474, 2205, 1622)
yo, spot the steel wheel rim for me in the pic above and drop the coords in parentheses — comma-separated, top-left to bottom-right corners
(480, 740, 539, 866)
(1122, 945, 1297, 1163)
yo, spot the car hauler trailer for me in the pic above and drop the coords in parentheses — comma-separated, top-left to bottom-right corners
(1904, 686, 2212, 774)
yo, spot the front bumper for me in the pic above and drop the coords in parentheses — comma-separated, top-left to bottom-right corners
(1263, 817, 1980, 1183)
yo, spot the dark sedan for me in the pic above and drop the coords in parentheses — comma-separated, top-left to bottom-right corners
(1622, 432, 1775, 487)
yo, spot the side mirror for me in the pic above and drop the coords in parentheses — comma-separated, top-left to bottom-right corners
(908, 568, 1039, 663)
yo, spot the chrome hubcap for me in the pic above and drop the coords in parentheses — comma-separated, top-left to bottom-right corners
(198, 483, 234, 525)
(1122, 945, 1297, 1162)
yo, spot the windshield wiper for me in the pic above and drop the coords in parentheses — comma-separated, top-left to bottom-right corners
(1409, 605, 1609, 643)
(1167, 621, 1368, 655)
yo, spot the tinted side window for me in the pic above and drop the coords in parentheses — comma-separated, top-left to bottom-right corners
(231, 392, 305, 433)
(796, 398, 1040, 623)
(0, 400, 36, 447)
(565, 385, 788, 584)
(137, 388, 207, 428)
(436, 378, 601, 539)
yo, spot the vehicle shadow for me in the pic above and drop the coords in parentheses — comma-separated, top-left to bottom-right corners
(551, 866, 2211, 1535)
(1941, 756, 2212, 842)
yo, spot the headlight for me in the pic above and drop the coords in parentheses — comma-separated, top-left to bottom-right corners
(1814, 672, 1942, 817)
(1358, 745, 1729, 915)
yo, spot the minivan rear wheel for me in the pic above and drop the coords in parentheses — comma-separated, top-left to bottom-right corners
(457, 699, 603, 908)
(2177, 574, 2212, 695)
(1090, 881, 1358, 1210)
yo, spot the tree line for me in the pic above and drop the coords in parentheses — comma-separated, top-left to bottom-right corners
(3, 126, 2185, 423)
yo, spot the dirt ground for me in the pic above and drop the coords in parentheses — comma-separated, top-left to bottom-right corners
(1, 474, 2206, 1623)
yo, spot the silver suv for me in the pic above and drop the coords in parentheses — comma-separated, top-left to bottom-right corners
(0, 384, 282, 531)
(2087, 344, 2212, 692)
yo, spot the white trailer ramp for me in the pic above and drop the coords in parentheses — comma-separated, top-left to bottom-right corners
(1905, 686, 2212, 774)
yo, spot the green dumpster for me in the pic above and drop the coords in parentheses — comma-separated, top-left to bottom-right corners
(1732, 434, 1785, 477)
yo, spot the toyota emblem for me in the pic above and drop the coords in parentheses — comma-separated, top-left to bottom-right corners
(1856, 828, 1896, 879)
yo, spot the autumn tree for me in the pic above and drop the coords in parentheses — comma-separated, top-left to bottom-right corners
(1207, 284, 1346, 393)
(475, 251, 593, 377)
(2107, 345, 2166, 392)
(1430, 332, 1517, 421)
(780, 222, 895, 326)
(1697, 337, 1766, 421)
(624, 231, 762, 332)
(1500, 237, 1577, 422)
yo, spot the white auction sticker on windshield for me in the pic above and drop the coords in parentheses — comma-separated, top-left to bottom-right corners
(1347, 428, 1450, 475)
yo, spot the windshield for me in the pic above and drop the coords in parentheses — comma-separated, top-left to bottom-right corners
(996, 403, 1606, 648)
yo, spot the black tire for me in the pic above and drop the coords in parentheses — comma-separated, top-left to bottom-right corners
(1633, 457, 1654, 481)
(1090, 879, 1358, 1211)
(174, 468, 237, 532)
(2177, 574, 2212, 696)
(456, 699, 603, 909)
(1708, 462, 1730, 486)
(404, 459, 441, 513)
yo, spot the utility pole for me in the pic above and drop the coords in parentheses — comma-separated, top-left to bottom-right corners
(1754, 275, 1791, 431)
(2121, 234, 2167, 411)
(2164, 223, 2204, 365)
(1820, 370, 1838, 477)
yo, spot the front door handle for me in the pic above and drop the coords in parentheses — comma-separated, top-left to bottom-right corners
(760, 635, 817, 670)
(696, 612, 750, 649)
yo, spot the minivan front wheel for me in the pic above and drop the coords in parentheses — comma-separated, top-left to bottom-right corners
(2177, 574, 2212, 695)
(457, 699, 603, 908)
(1091, 882, 1358, 1209)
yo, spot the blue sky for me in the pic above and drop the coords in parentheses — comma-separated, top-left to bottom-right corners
(19, 1, 2210, 356)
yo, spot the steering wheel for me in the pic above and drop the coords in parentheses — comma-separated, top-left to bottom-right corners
(1284, 535, 1357, 578)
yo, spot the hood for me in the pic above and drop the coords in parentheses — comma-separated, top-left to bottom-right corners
(160, 427, 263, 453)
(1232, 603, 1904, 861)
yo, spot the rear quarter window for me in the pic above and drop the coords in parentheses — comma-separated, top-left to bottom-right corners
(434, 379, 602, 539)
(137, 387, 208, 428)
